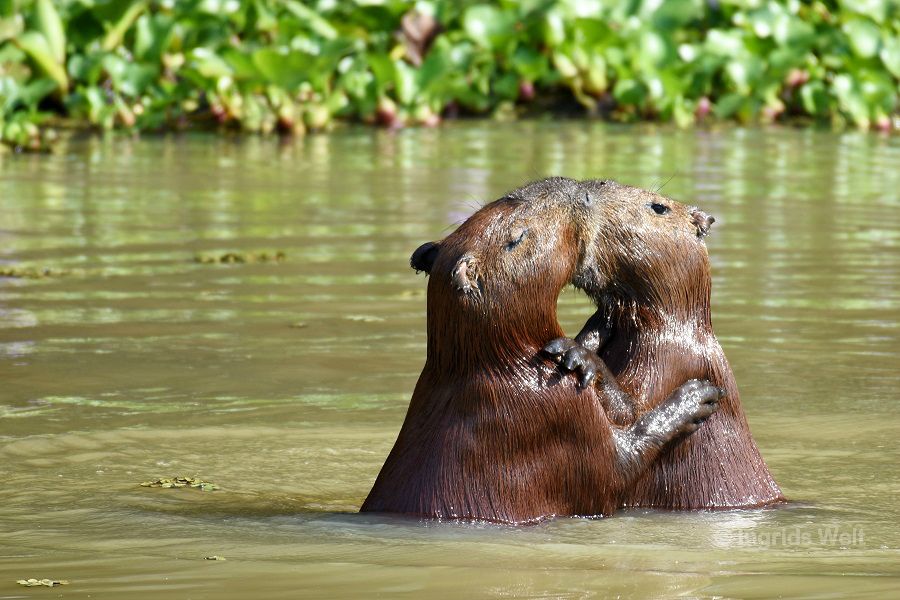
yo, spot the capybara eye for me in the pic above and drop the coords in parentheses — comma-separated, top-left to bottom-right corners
(650, 203, 670, 215)
(505, 227, 528, 250)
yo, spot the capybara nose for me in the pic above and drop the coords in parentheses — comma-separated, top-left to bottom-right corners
(690, 208, 715, 236)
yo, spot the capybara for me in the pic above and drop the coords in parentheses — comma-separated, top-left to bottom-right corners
(544, 178, 784, 509)
(360, 178, 724, 523)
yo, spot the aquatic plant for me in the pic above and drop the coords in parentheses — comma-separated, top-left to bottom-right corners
(0, 0, 897, 150)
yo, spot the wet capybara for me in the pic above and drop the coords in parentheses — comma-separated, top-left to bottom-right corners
(545, 178, 784, 509)
(360, 178, 724, 523)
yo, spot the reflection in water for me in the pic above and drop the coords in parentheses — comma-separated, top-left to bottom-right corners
(0, 124, 898, 598)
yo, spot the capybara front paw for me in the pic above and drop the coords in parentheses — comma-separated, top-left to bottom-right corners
(664, 379, 725, 436)
(542, 337, 598, 389)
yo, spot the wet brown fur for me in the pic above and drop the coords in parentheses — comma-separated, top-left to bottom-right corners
(362, 180, 645, 522)
(574, 179, 784, 509)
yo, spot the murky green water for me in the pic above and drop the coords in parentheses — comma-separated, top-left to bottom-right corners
(1, 123, 898, 599)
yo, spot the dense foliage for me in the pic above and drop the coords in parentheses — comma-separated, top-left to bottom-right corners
(0, 0, 897, 150)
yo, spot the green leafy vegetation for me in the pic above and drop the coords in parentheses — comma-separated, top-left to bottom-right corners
(17, 578, 70, 587)
(140, 476, 220, 490)
(0, 0, 897, 150)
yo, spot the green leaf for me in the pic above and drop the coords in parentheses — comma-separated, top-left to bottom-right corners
(725, 56, 764, 94)
(773, 15, 815, 49)
(583, 54, 607, 94)
(613, 78, 645, 105)
(284, 0, 337, 39)
(189, 47, 234, 80)
(639, 29, 675, 68)
(713, 93, 746, 119)
(67, 53, 104, 85)
(394, 60, 417, 105)
(0, 14, 23, 44)
(82, 85, 116, 128)
(552, 51, 578, 79)
(511, 46, 547, 82)
(463, 5, 515, 50)
(367, 53, 396, 94)
(417, 40, 452, 97)
(859, 70, 897, 114)
(649, 0, 703, 29)
(840, 0, 889, 24)
(705, 29, 744, 58)
(543, 8, 566, 46)
(880, 36, 900, 79)
(102, 1, 147, 52)
(746, 5, 777, 39)
(832, 74, 870, 127)
(14, 31, 67, 92)
(493, 72, 519, 101)
(0, 75, 20, 111)
(843, 18, 881, 59)
(34, 0, 65, 65)
(221, 48, 260, 82)
(134, 13, 174, 63)
(20, 77, 58, 106)
(800, 80, 829, 116)
(251, 49, 312, 90)
(672, 95, 694, 128)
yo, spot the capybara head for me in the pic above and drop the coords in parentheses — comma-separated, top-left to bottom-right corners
(571, 179, 716, 313)
(410, 178, 600, 344)
(411, 177, 716, 355)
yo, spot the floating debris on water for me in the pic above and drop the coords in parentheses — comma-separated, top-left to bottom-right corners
(17, 579, 69, 587)
(344, 314, 385, 323)
(0, 267, 67, 279)
(140, 476, 220, 491)
(194, 251, 286, 264)
(204, 556, 226, 561)
(289, 322, 309, 329)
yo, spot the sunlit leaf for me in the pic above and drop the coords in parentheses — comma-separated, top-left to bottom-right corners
(14, 31, 67, 92)
(134, 13, 174, 63)
(843, 18, 881, 59)
(189, 47, 234, 80)
(101, 1, 147, 52)
(284, 0, 338, 39)
(0, 14, 24, 44)
(832, 74, 871, 127)
(34, 0, 65, 65)
(705, 29, 744, 58)
(773, 15, 815, 49)
(463, 4, 515, 50)
(880, 36, 900, 79)
(252, 48, 312, 90)
(840, 0, 889, 24)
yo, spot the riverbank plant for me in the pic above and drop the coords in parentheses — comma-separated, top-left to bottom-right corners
(0, 0, 897, 150)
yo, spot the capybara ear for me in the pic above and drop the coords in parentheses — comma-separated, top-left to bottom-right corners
(451, 255, 480, 295)
(690, 207, 716, 237)
(410, 241, 440, 274)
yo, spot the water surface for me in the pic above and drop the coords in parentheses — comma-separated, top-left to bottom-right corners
(1, 123, 899, 598)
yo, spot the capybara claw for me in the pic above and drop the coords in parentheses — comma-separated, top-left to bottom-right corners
(651, 379, 725, 440)
(542, 337, 575, 361)
(577, 361, 596, 389)
(544, 337, 599, 389)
